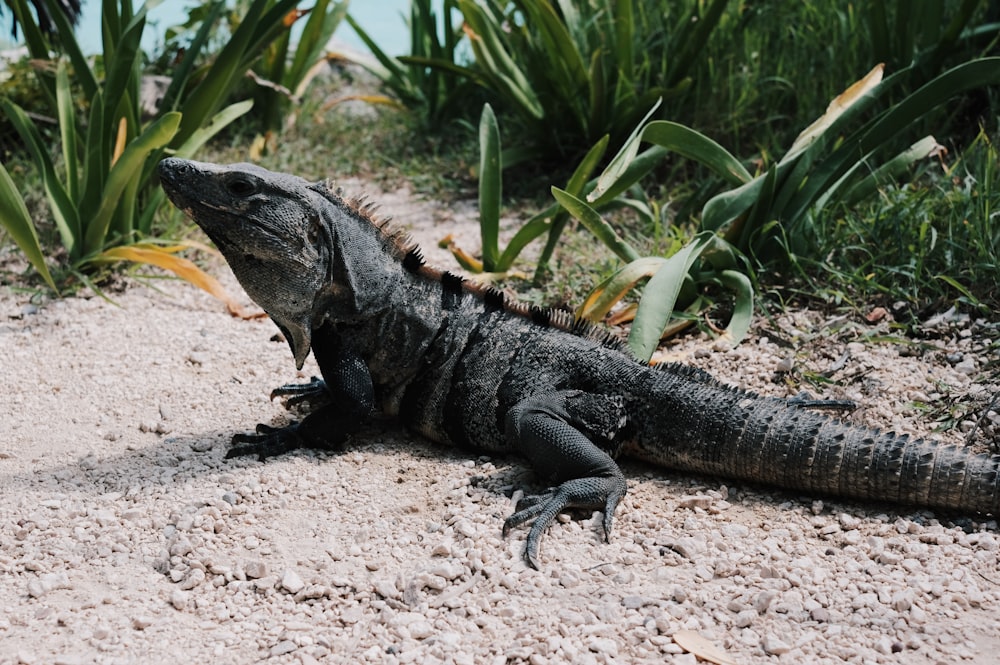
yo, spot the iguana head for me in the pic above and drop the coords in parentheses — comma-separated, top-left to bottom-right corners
(159, 158, 397, 369)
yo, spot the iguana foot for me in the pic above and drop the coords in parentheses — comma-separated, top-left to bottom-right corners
(227, 422, 305, 460)
(270, 376, 329, 408)
(502, 474, 627, 569)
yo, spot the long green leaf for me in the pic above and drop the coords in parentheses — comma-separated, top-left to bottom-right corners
(79, 95, 107, 238)
(287, 0, 349, 90)
(589, 99, 662, 201)
(83, 113, 182, 258)
(495, 207, 557, 273)
(160, 0, 226, 113)
(566, 135, 609, 197)
(715, 269, 754, 347)
(641, 121, 752, 185)
(10, 0, 55, 107)
(54, 61, 78, 205)
(172, 100, 255, 160)
(478, 103, 501, 271)
(629, 232, 715, 361)
(0, 162, 58, 291)
(1, 99, 80, 255)
(101, 4, 147, 129)
(41, 0, 99, 99)
(836, 135, 942, 208)
(551, 187, 640, 263)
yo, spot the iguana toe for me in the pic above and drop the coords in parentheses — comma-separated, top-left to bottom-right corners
(228, 422, 304, 460)
(270, 377, 329, 408)
(503, 474, 627, 569)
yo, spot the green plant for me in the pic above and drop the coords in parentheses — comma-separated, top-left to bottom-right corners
(346, 0, 473, 127)
(350, 0, 726, 159)
(811, 129, 1000, 309)
(252, 0, 350, 132)
(0, 0, 302, 294)
(545, 57, 1000, 359)
(450, 0, 729, 160)
(443, 102, 610, 277)
(589, 59, 1000, 262)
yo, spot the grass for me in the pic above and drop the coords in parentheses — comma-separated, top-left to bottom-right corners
(801, 130, 999, 312)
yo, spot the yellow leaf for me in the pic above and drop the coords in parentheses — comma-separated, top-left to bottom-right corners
(787, 63, 885, 159)
(672, 630, 737, 665)
(283, 8, 308, 27)
(99, 246, 264, 319)
(315, 95, 407, 119)
(111, 117, 128, 166)
(605, 303, 637, 326)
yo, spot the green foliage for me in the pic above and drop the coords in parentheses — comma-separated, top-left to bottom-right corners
(349, 0, 725, 159)
(347, 0, 474, 127)
(670, 0, 998, 158)
(812, 130, 1000, 308)
(445, 102, 610, 277)
(252, 0, 350, 131)
(541, 54, 1000, 359)
(589, 59, 1000, 263)
(0, 0, 301, 291)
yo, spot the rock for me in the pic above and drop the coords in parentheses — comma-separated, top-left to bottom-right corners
(131, 616, 154, 630)
(281, 569, 305, 594)
(269, 641, 297, 657)
(762, 635, 791, 655)
(244, 561, 267, 579)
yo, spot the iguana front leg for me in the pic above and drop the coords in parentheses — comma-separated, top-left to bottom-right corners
(502, 390, 629, 569)
(228, 349, 374, 460)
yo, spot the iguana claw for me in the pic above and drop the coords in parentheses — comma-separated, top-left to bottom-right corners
(270, 377, 329, 408)
(228, 422, 305, 460)
(503, 474, 627, 569)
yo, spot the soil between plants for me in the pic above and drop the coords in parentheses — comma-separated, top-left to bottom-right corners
(1, 182, 998, 665)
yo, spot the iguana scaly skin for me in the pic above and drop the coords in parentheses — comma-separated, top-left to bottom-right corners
(158, 158, 999, 568)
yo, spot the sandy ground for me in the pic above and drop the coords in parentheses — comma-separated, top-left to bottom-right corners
(1, 182, 999, 664)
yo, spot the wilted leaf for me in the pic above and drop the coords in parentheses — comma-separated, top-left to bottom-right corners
(98, 245, 262, 319)
(786, 63, 884, 160)
(673, 629, 737, 665)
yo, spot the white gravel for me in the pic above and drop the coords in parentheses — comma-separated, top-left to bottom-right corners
(1, 185, 998, 664)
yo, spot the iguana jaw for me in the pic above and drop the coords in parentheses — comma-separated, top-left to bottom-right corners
(158, 158, 324, 369)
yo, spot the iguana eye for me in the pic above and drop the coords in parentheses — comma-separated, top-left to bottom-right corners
(307, 215, 322, 246)
(226, 176, 257, 197)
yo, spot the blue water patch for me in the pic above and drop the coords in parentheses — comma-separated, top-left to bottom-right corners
(1, 0, 425, 56)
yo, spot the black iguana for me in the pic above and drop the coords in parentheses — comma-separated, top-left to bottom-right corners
(158, 158, 999, 568)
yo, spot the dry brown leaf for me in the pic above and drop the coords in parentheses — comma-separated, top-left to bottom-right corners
(673, 629, 737, 665)
(100, 246, 264, 320)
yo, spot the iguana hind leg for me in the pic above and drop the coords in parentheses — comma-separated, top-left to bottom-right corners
(502, 390, 628, 569)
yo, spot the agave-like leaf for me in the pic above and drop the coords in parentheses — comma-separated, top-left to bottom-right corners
(551, 188, 640, 263)
(629, 232, 716, 361)
(83, 112, 181, 258)
(0, 162, 58, 291)
(1, 99, 81, 256)
(784, 63, 885, 162)
(578, 256, 666, 322)
(479, 104, 502, 271)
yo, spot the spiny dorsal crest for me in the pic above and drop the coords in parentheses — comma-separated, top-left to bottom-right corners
(319, 180, 630, 356)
